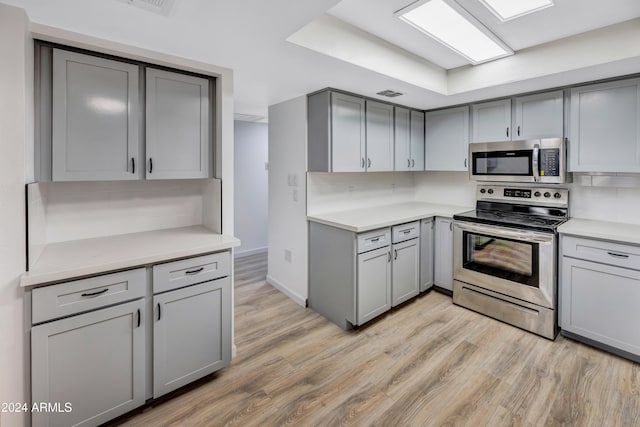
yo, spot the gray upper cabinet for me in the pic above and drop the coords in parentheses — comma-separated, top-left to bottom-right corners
(471, 99, 512, 143)
(365, 101, 394, 172)
(52, 49, 140, 181)
(425, 106, 469, 171)
(394, 107, 425, 171)
(569, 78, 640, 172)
(31, 299, 145, 427)
(308, 91, 365, 172)
(146, 68, 211, 179)
(514, 91, 564, 139)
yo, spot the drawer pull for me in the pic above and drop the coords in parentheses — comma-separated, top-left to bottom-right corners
(402, 229, 412, 234)
(185, 267, 204, 275)
(370, 237, 380, 243)
(80, 288, 108, 297)
(607, 251, 629, 259)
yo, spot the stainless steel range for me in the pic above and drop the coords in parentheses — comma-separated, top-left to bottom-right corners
(452, 184, 569, 340)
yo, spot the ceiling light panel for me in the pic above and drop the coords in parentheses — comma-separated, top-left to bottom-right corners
(395, 0, 513, 65)
(479, 0, 554, 21)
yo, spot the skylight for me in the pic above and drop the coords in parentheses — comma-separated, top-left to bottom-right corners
(395, 0, 513, 65)
(479, 0, 554, 21)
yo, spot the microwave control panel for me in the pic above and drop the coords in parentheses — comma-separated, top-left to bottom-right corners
(539, 149, 560, 176)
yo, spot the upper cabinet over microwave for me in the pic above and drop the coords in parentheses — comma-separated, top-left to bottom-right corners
(469, 138, 568, 184)
(471, 91, 564, 143)
(36, 45, 214, 182)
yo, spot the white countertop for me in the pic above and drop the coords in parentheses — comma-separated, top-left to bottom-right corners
(21, 225, 240, 287)
(558, 218, 640, 245)
(307, 202, 473, 233)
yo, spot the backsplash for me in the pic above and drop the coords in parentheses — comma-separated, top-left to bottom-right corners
(569, 185, 640, 224)
(414, 171, 476, 207)
(307, 172, 415, 215)
(29, 179, 221, 246)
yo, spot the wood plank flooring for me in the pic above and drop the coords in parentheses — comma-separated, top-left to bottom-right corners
(111, 252, 640, 426)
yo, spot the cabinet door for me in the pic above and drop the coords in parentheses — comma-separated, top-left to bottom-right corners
(331, 92, 366, 172)
(471, 99, 512, 143)
(420, 218, 434, 292)
(153, 278, 231, 398)
(392, 239, 420, 306)
(366, 101, 394, 172)
(31, 299, 145, 427)
(394, 107, 411, 171)
(146, 68, 210, 179)
(561, 257, 640, 356)
(357, 246, 391, 325)
(514, 91, 563, 139)
(52, 49, 140, 181)
(410, 110, 425, 170)
(425, 106, 469, 171)
(434, 217, 454, 291)
(569, 79, 640, 172)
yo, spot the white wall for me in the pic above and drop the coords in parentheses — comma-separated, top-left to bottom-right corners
(413, 171, 476, 207)
(307, 172, 415, 215)
(234, 121, 268, 256)
(267, 96, 307, 306)
(0, 4, 31, 426)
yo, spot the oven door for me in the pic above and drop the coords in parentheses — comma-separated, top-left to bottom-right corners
(453, 221, 556, 309)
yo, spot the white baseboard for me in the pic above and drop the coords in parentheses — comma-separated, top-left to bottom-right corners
(266, 274, 307, 307)
(234, 246, 268, 258)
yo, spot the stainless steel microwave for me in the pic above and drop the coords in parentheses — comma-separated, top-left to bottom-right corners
(468, 138, 568, 184)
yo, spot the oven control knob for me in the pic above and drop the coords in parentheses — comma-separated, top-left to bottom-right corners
(544, 192, 551, 198)
(480, 188, 486, 194)
(554, 192, 562, 199)
(487, 189, 494, 194)
(534, 191, 541, 197)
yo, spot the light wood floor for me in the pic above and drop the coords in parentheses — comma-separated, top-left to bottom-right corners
(112, 252, 640, 426)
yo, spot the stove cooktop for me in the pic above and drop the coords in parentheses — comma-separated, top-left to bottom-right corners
(454, 208, 568, 233)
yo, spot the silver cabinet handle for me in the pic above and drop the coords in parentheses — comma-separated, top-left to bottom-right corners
(394, 249, 398, 260)
(368, 158, 371, 168)
(506, 127, 509, 138)
(361, 158, 365, 169)
(607, 252, 629, 259)
(148, 158, 153, 174)
(387, 251, 391, 262)
(517, 125, 521, 136)
(407, 159, 410, 168)
(403, 229, 411, 234)
(370, 237, 380, 243)
(185, 267, 204, 275)
(137, 309, 141, 328)
(157, 303, 161, 321)
(131, 157, 135, 174)
(411, 159, 415, 168)
(464, 158, 467, 168)
(450, 221, 453, 231)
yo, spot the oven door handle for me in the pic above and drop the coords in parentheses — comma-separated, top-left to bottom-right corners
(454, 221, 553, 243)
(532, 143, 540, 182)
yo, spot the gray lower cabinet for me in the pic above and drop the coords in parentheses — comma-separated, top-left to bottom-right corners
(420, 218, 435, 292)
(153, 277, 231, 398)
(569, 78, 640, 172)
(31, 299, 145, 427)
(146, 68, 211, 179)
(434, 217, 454, 291)
(30, 250, 232, 425)
(51, 48, 140, 181)
(391, 238, 420, 306)
(357, 246, 392, 325)
(560, 235, 640, 361)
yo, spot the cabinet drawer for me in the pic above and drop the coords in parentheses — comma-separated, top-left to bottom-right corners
(562, 236, 640, 270)
(32, 268, 146, 324)
(357, 228, 391, 254)
(392, 221, 420, 243)
(153, 251, 230, 293)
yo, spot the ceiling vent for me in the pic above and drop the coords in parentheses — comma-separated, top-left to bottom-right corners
(117, 0, 176, 16)
(234, 113, 268, 123)
(376, 90, 404, 98)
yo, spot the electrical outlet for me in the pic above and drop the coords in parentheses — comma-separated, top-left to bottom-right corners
(284, 249, 292, 262)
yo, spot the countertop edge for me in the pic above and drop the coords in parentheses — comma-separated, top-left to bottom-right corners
(21, 236, 240, 288)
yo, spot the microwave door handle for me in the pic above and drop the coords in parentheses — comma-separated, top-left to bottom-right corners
(532, 144, 540, 182)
